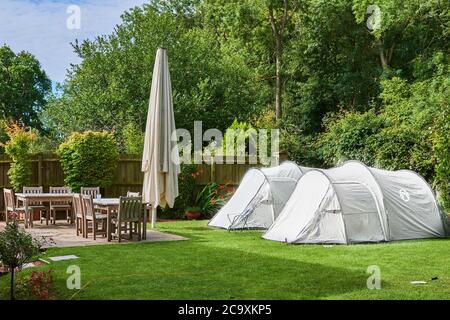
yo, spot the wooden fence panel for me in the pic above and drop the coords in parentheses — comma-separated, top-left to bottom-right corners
(0, 155, 10, 189)
(213, 163, 257, 185)
(0, 154, 266, 213)
(105, 156, 144, 198)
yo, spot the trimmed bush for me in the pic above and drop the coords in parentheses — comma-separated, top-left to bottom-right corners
(57, 131, 119, 191)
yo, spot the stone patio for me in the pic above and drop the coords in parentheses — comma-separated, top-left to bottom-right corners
(0, 222, 188, 248)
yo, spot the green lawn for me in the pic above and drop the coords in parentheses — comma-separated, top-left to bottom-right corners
(1, 220, 449, 300)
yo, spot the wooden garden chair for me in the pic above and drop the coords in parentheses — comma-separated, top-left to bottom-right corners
(72, 194, 85, 237)
(3, 188, 27, 225)
(124, 192, 141, 233)
(82, 187, 109, 216)
(111, 196, 143, 242)
(81, 187, 100, 199)
(49, 186, 72, 224)
(82, 194, 107, 240)
(23, 186, 49, 225)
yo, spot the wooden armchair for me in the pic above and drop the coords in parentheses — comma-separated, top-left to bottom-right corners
(82, 194, 107, 240)
(23, 186, 49, 225)
(3, 188, 27, 225)
(111, 196, 143, 242)
(49, 186, 72, 224)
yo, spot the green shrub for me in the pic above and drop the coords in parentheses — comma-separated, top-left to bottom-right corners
(193, 182, 234, 219)
(57, 131, 119, 191)
(280, 124, 323, 167)
(375, 77, 438, 179)
(0, 120, 9, 153)
(433, 104, 450, 212)
(251, 109, 278, 130)
(317, 110, 386, 166)
(251, 109, 280, 161)
(219, 119, 256, 156)
(375, 124, 435, 179)
(0, 221, 45, 300)
(122, 122, 144, 155)
(3, 124, 36, 192)
(318, 73, 449, 212)
(29, 133, 58, 154)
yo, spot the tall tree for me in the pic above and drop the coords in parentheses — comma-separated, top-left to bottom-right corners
(267, 0, 299, 119)
(42, 3, 262, 144)
(0, 45, 51, 129)
(283, 0, 381, 135)
(352, 0, 449, 75)
(200, 0, 300, 119)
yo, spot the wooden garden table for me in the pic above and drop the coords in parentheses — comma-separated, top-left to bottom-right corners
(15, 193, 74, 228)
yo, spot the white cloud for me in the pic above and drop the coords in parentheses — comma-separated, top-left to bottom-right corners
(0, 0, 146, 85)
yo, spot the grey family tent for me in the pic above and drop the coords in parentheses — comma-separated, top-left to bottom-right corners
(263, 160, 446, 244)
(208, 161, 310, 230)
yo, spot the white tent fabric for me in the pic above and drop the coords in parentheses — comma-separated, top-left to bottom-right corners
(208, 162, 308, 230)
(263, 161, 446, 244)
(142, 48, 180, 227)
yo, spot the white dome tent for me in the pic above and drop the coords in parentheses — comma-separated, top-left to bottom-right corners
(263, 161, 446, 244)
(208, 162, 309, 230)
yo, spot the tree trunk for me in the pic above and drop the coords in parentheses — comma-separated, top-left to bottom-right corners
(268, 1, 289, 120)
(379, 47, 389, 70)
(10, 269, 15, 300)
(377, 38, 391, 70)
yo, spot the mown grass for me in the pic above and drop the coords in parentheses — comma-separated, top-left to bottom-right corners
(1, 220, 449, 300)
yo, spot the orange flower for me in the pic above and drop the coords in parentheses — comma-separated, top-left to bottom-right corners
(227, 187, 236, 194)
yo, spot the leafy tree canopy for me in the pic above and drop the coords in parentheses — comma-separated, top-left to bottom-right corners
(42, 2, 264, 144)
(0, 45, 51, 130)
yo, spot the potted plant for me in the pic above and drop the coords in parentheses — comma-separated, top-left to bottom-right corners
(185, 206, 202, 220)
(184, 183, 234, 220)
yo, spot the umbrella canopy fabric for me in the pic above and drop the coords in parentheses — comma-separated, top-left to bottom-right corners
(142, 48, 180, 211)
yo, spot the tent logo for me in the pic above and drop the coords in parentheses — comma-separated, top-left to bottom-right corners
(399, 188, 410, 202)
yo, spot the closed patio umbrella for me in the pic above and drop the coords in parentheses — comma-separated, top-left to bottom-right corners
(142, 48, 180, 228)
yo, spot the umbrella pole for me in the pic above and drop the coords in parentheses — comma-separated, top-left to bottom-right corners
(151, 207, 157, 228)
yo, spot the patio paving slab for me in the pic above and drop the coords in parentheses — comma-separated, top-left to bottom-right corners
(0, 222, 188, 248)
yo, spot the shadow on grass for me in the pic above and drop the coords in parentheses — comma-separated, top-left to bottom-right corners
(35, 238, 374, 300)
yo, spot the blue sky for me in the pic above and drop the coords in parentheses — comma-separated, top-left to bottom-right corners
(0, 0, 146, 88)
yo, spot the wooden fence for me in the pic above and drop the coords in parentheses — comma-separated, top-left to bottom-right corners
(0, 153, 278, 212)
